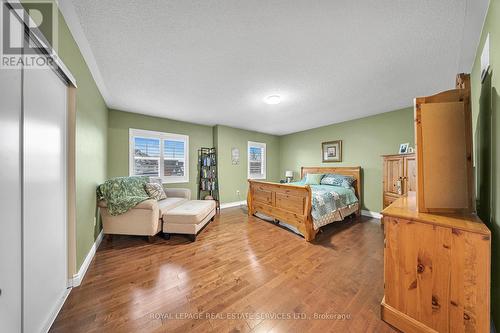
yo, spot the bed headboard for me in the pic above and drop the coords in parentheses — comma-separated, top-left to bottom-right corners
(301, 166, 362, 205)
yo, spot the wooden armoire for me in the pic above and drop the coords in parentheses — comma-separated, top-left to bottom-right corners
(381, 74, 491, 333)
(382, 153, 416, 208)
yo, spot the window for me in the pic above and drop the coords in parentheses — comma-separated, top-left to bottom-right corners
(129, 129, 189, 183)
(248, 141, 266, 179)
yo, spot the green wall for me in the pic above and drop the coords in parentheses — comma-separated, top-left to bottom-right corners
(214, 125, 281, 203)
(279, 108, 414, 212)
(471, 0, 500, 327)
(107, 109, 213, 196)
(109, 108, 412, 209)
(50, 5, 108, 269)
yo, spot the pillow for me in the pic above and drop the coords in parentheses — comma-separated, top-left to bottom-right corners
(145, 183, 167, 201)
(304, 173, 324, 185)
(321, 174, 355, 188)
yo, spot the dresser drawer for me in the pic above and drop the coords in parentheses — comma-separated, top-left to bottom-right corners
(382, 213, 490, 333)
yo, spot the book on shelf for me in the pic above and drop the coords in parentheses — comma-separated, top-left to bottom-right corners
(201, 166, 217, 179)
(202, 155, 216, 167)
(200, 179, 217, 191)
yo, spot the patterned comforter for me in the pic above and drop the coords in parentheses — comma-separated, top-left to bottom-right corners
(290, 182, 359, 230)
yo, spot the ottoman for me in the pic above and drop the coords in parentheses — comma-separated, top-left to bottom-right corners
(162, 200, 216, 241)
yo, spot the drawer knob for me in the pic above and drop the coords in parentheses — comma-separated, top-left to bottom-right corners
(432, 296, 440, 309)
(417, 263, 425, 273)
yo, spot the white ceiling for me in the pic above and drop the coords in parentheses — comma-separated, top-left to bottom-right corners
(59, 0, 489, 135)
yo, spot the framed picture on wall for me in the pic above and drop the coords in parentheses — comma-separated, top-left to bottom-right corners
(231, 147, 240, 165)
(322, 140, 342, 162)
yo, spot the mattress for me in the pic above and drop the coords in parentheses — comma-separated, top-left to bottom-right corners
(290, 182, 359, 230)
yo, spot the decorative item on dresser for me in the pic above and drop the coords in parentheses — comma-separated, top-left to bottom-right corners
(381, 193, 490, 333)
(197, 147, 220, 211)
(382, 153, 416, 209)
(398, 143, 409, 154)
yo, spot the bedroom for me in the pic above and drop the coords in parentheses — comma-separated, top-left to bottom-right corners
(0, 0, 498, 332)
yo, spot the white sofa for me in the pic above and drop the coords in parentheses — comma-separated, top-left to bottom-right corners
(98, 187, 217, 242)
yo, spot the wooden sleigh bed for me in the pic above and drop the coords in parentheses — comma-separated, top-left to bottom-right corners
(247, 166, 362, 241)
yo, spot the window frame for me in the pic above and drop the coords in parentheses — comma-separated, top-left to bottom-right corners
(129, 128, 189, 183)
(247, 141, 266, 180)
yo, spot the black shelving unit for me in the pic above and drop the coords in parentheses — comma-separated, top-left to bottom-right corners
(197, 147, 220, 211)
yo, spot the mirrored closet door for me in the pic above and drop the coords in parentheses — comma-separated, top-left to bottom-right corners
(0, 1, 76, 331)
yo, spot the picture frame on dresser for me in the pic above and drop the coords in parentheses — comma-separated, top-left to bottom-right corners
(398, 143, 409, 154)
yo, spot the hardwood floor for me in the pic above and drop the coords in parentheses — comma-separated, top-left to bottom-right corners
(50, 207, 397, 333)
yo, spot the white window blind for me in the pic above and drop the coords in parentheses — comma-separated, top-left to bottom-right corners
(163, 139, 185, 177)
(248, 141, 266, 179)
(129, 129, 189, 183)
(133, 137, 160, 176)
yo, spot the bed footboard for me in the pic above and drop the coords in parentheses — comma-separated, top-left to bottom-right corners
(247, 180, 317, 241)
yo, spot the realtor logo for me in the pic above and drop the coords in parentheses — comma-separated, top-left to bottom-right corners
(1, 0, 58, 69)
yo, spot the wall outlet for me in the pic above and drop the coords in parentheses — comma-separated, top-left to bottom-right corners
(236, 190, 240, 196)
(93, 217, 97, 227)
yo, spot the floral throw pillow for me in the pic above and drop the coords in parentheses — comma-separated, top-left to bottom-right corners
(320, 174, 355, 188)
(145, 183, 167, 201)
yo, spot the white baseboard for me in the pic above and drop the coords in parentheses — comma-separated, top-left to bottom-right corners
(71, 230, 104, 287)
(220, 200, 247, 209)
(43, 231, 103, 332)
(361, 210, 382, 219)
(42, 287, 71, 333)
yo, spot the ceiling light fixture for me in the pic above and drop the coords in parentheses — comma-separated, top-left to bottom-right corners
(264, 94, 281, 105)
